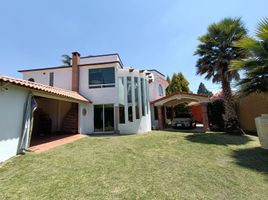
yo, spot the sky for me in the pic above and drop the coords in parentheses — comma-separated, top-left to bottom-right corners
(0, 0, 267, 93)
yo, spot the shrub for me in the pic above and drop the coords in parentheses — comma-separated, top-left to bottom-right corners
(207, 100, 225, 131)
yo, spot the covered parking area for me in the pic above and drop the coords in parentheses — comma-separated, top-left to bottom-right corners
(151, 92, 210, 132)
(0, 75, 90, 161)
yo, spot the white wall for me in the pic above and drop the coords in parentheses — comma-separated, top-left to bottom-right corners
(117, 68, 151, 134)
(78, 103, 94, 134)
(22, 67, 72, 90)
(79, 63, 120, 104)
(0, 85, 28, 162)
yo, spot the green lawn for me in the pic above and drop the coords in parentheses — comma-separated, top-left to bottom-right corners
(1, 131, 268, 200)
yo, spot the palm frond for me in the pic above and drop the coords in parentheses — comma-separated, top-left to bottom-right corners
(256, 17, 268, 41)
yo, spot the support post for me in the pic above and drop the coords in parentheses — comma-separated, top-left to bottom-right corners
(163, 106, 167, 128)
(157, 106, 164, 129)
(201, 103, 210, 132)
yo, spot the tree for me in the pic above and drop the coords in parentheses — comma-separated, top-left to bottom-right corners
(177, 72, 190, 93)
(166, 75, 172, 95)
(61, 54, 71, 66)
(166, 72, 189, 95)
(232, 17, 268, 95)
(194, 17, 248, 133)
(197, 82, 213, 96)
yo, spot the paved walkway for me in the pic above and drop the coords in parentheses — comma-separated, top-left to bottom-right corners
(28, 134, 87, 153)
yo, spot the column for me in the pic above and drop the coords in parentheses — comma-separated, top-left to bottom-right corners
(157, 106, 164, 129)
(114, 105, 120, 134)
(201, 103, 210, 132)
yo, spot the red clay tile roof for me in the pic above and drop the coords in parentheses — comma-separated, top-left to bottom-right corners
(0, 75, 90, 103)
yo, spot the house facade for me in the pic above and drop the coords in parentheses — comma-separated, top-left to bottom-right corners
(0, 52, 170, 162)
(19, 52, 168, 135)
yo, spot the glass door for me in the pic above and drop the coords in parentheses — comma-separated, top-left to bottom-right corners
(94, 105, 104, 132)
(104, 104, 114, 131)
(94, 104, 114, 132)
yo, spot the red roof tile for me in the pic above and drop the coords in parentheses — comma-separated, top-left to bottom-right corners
(0, 75, 90, 103)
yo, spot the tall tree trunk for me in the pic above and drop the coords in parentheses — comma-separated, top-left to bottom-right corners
(221, 76, 240, 133)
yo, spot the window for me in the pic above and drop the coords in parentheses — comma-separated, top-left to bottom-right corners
(49, 72, 54, 86)
(127, 77, 133, 122)
(88, 67, 115, 88)
(118, 77, 125, 104)
(134, 77, 140, 119)
(159, 84, 164, 96)
(28, 78, 35, 82)
(128, 106, 133, 122)
(140, 78, 145, 116)
(119, 104, 125, 124)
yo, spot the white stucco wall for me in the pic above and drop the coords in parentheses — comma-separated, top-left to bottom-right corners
(0, 85, 28, 162)
(117, 68, 151, 134)
(22, 67, 72, 90)
(79, 63, 120, 104)
(78, 103, 94, 134)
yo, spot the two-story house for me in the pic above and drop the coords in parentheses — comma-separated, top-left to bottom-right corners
(0, 52, 168, 162)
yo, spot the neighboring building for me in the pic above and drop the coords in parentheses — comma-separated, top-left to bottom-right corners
(147, 70, 169, 129)
(0, 52, 167, 162)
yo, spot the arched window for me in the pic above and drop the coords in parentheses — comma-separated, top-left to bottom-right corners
(28, 78, 35, 82)
(159, 84, 164, 96)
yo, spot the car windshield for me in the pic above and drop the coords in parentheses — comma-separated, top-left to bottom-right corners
(176, 113, 191, 118)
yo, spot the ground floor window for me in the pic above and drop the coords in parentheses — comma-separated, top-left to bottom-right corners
(119, 104, 125, 124)
(128, 106, 133, 122)
(94, 104, 114, 132)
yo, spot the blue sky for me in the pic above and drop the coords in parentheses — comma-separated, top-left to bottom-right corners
(0, 0, 267, 93)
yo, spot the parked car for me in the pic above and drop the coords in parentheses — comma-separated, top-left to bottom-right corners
(172, 113, 196, 129)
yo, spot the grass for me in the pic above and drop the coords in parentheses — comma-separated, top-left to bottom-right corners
(1, 131, 268, 200)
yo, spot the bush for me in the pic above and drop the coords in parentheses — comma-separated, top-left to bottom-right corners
(207, 100, 225, 131)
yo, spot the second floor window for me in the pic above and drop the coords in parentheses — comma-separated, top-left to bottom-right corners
(49, 72, 54, 86)
(88, 67, 115, 88)
(159, 84, 164, 96)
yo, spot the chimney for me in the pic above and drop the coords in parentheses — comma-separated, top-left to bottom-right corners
(72, 52, 80, 92)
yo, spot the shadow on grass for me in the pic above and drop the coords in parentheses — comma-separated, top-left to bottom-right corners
(185, 132, 253, 146)
(88, 133, 136, 138)
(163, 128, 204, 133)
(232, 147, 268, 174)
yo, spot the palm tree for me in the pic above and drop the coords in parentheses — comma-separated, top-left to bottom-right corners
(232, 17, 268, 95)
(194, 17, 248, 133)
(61, 54, 71, 66)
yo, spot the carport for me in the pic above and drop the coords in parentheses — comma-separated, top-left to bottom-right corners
(151, 92, 210, 132)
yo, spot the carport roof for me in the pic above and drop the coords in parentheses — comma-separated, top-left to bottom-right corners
(151, 92, 210, 106)
(0, 75, 90, 103)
